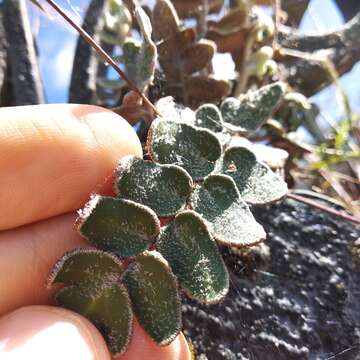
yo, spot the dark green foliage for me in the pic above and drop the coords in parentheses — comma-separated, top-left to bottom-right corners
(49, 249, 132, 356)
(122, 7, 157, 90)
(48, 86, 289, 354)
(195, 103, 224, 132)
(148, 118, 222, 179)
(79, 195, 160, 257)
(190, 174, 266, 247)
(15, 0, 343, 356)
(217, 146, 288, 204)
(123, 251, 182, 345)
(56, 284, 132, 356)
(158, 211, 229, 303)
(115, 156, 193, 217)
(221, 82, 285, 132)
(49, 248, 124, 286)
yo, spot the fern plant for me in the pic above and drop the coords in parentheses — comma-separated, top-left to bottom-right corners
(48, 81, 287, 356)
(34, 0, 290, 355)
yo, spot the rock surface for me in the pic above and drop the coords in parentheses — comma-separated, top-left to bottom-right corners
(182, 199, 360, 360)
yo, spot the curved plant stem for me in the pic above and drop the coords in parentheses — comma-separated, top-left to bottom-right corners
(287, 192, 360, 225)
(43, 0, 160, 117)
(234, 27, 257, 97)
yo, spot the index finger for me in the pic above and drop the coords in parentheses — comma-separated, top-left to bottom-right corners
(0, 104, 142, 230)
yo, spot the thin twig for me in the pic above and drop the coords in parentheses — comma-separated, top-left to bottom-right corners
(272, 0, 281, 48)
(287, 192, 360, 225)
(43, 0, 160, 117)
(320, 169, 360, 218)
(234, 27, 257, 97)
(328, 171, 360, 185)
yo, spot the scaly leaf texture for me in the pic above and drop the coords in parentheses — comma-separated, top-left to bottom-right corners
(190, 174, 266, 247)
(123, 6, 157, 89)
(195, 103, 224, 132)
(115, 156, 193, 217)
(123, 251, 181, 345)
(79, 195, 160, 257)
(49, 248, 124, 286)
(158, 211, 229, 303)
(148, 118, 222, 179)
(50, 249, 132, 356)
(221, 82, 285, 132)
(216, 146, 288, 205)
(56, 283, 133, 356)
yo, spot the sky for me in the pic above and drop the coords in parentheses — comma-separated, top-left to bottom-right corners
(29, 0, 360, 129)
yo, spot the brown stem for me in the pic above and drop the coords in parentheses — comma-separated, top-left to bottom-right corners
(287, 192, 360, 225)
(43, 0, 160, 116)
(272, 0, 281, 48)
(234, 27, 257, 97)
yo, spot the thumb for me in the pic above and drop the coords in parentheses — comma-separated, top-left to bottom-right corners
(0, 306, 192, 360)
(0, 306, 111, 360)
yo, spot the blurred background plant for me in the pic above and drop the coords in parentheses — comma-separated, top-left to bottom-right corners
(0, 0, 359, 219)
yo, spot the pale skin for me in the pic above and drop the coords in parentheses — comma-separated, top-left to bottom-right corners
(0, 104, 191, 360)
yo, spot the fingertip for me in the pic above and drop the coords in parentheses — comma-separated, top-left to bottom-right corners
(71, 104, 142, 160)
(0, 104, 143, 229)
(117, 320, 191, 360)
(0, 305, 111, 360)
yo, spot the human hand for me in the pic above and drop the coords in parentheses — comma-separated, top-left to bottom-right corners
(0, 104, 190, 360)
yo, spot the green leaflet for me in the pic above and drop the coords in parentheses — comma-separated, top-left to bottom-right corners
(195, 103, 224, 133)
(148, 118, 222, 179)
(123, 7, 157, 89)
(221, 82, 285, 132)
(158, 211, 229, 303)
(216, 146, 288, 205)
(49, 248, 124, 286)
(79, 195, 160, 257)
(56, 283, 132, 356)
(50, 249, 132, 356)
(115, 156, 193, 217)
(190, 174, 266, 247)
(123, 251, 181, 345)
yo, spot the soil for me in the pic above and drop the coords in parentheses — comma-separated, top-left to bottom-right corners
(182, 199, 360, 360)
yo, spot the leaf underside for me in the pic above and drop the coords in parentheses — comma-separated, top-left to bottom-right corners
(190, 174, 266, 247)
(217, 146, 288, 205)
(123, 7, 157, 89)
(158, 211, 229, 303)
(148, 118, 222, 179)
(115, 156, 193, 217)
(123, 251, 182, 345)
(79, 196, 160, 257)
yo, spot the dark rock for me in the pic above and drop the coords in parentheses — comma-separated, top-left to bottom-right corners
(182, 199, 360, 360)
(69, 0, 107, 104)
(0, 5, 7, 92)
(2, 0, 44, 105)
